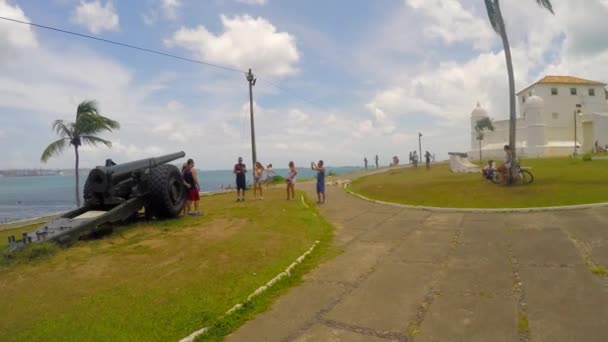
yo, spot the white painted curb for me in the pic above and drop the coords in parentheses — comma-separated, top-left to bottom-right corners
(179, 240, 320, 342)
(344, 183, 608, 213)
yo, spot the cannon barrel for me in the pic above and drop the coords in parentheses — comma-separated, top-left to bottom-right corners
(87, 151, 185, 194)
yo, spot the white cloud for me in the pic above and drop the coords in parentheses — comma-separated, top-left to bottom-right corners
(0, 0, 37, 51)
(71, 0, 119, 34)
(161, 0, 181, 19)
(236, 0, 268, 5)
(165, 15, 299, 77)
(142, 0, 182, 25)
(406, 0, 495, 50)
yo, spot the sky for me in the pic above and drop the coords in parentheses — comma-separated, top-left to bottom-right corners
(1, 0, 608, 170)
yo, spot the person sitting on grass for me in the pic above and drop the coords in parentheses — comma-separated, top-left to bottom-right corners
(253, 161, 265, 200)
(482, 160, 495, 180)
(311, 160, 326, 204)
(497, 145, 513, 183)
(286, 161, 297, 200)
(183, 159, 202, 216)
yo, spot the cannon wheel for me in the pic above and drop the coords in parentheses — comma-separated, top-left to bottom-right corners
(148, 164, 187, 218)
(83, 176, 95, 204)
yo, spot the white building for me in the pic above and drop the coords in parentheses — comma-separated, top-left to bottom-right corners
(470, 76, 608, 159)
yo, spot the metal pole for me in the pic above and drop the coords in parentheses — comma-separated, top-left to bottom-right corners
(418, 132, 422, 162)
(247, 68, 257, 168)
(574, 109, 578, 155)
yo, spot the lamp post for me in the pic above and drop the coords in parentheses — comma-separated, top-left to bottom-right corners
(418, 132, 422, 161)
(246, 68, 257, 168)
(573, 104, 582, 155)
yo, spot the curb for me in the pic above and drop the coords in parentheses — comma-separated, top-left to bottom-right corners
(344, 183, 608, 214)
(179, 240, 320, 342)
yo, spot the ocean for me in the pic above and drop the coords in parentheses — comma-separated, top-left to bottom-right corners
(0, 166, 360, 223)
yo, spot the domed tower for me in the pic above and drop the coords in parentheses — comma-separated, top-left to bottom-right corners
(524, 92, 546, 157)
(470, 102, 488, 155)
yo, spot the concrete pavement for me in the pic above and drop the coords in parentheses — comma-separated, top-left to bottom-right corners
(228, 180, 608, 342)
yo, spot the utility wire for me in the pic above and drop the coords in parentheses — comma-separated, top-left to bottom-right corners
(0, 16, 245, 74)
(0, 16, 333, 108)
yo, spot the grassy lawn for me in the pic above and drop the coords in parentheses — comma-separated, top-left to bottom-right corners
(0, 189, 333, 341)
(349, 157, 608, 208)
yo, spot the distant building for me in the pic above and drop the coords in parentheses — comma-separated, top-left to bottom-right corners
(470, 75, 608, 159)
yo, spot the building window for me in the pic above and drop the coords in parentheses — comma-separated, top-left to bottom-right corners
(522, 95, 526, 103)
(551, 88, 558, 95)
(589, 88, 596, 96)
(552, 112, 559, 120)
(570, 88, 577, 95)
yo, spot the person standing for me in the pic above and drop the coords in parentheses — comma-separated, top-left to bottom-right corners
(253, 161, 265, 200)
(183, 159, 202, 216)
(364, 157, 368, 170)
(234, 157, 247, 202)
(286, 161, 298, 200)
(425, 150, 431, 170)
(311, 160, 326, 204)
(265, 163, 275, 187)
(412, 151, 418, 168)
(409, 151, 412, 165)
(375, 154, 379, 169)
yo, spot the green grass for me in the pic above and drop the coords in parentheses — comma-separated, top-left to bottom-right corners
(517, 313, 530, 334)
(0, 189, 334, 341)
(589, 265, 608, 276)
(349, 157, 608, 208)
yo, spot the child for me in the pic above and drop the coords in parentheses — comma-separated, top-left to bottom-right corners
(265, 164, 275, 187)
(311, 160, 326, 204)
(286, 161, 297, 200)
(482, 160, 495, 179)
(253, 161, 265, 200)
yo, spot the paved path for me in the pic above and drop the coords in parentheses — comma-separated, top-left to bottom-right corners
(228, 181, 608, 341)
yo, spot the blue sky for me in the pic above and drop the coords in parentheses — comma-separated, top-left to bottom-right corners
(1, 0, 608, 170)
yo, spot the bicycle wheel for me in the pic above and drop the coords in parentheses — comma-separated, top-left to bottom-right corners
(490, 171, 502, 184)
(519, 170, 534, 184)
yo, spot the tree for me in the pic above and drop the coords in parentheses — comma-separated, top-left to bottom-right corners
(484, 0, 554, 174)
(41, 100, 120, 207)
(475, 117, 495, 161)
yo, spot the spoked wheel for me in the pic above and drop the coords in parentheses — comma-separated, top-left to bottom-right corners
(490, 171, 502, 184)
(519, 170, 534, 184)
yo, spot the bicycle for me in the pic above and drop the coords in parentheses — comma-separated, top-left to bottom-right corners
(485, 164, 534, 185)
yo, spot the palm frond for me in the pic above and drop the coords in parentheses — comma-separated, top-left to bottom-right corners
(41, 138, 67, 163)
(81, 135, 112, 148)
(484, 0, 501, 34)
(51, 120, 73, 138)
(475, 117, 495, 131)
(535, 0, 554, 14)
(74, 100, 120, 135)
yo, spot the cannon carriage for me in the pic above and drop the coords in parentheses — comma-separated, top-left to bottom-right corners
(7, 152, 187, 251)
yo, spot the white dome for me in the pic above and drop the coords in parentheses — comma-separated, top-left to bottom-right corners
(471, 102, 488, 118)
(525, 93, 544, 109)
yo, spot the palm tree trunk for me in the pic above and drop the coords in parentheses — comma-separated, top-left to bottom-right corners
(74, 145, 80, 207)
(479, 139, 482, 162)
(495, 0, 517, 179)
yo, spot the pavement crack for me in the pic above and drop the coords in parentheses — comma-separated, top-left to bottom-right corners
(506, 243, 530, 342)
(405, 224, 464, 340)
(560, 228, 608, 287)
(320, 319, 408, 341)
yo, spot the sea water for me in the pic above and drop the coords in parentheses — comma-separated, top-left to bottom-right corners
(0, 166, 360, 223)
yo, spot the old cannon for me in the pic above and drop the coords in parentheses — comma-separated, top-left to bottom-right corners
(7, 152, 187, 251)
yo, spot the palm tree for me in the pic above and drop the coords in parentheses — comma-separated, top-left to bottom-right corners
(484, 0, 554, 172)
(41, 100, 120, 207)
(475, 117, 495, 161)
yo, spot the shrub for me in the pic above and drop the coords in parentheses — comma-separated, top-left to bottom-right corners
(327, 171, 337, 176)
(582, 153, 593, 162)
(271, 175, 286, 184)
